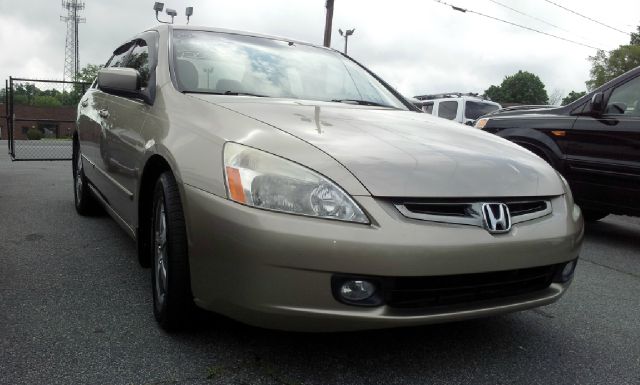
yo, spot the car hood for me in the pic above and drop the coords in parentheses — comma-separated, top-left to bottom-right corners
(198, 97, 564, 197)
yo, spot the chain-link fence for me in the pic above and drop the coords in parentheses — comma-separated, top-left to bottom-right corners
(3, 77, 91, 161)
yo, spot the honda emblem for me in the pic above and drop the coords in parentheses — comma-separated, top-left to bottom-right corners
(481, 203, 511, 234)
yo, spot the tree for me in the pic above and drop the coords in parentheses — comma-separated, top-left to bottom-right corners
(586, 25, 640, 90)
(483, 70, 549, 105)
(65, 63, 103, 106)
(561, 91, 587, 106)
(483, 85, 503, 103)
(548, 89, 563, 106)
(75, 64, 102, 84)
(0, 64, 102, 109)
(33, 95, 63, 107)
(632, 26, 640, 46)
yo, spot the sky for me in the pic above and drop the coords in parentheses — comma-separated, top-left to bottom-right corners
(0, 0, 638, 101)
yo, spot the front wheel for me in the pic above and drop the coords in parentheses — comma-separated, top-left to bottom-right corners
(151, 171, 194, 331)
(582, 209, 609, 222)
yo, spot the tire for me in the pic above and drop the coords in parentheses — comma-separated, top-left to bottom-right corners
(73, 141, 102, 216)
(151, 171, 194, 331)
(521, 143, 557, 170)
(582, 209, 609, 222)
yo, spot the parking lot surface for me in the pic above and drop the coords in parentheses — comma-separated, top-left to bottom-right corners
(1, 146, 639, 385)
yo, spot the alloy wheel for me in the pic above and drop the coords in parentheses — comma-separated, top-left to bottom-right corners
(153, 200, 169, 312)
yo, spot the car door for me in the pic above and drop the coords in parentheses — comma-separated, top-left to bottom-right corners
(567, 74, 640, 213)
(93, 38, 154, 226)
(79, 42, 134, 195)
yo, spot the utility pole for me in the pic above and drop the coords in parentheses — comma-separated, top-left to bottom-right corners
(323, 0, 334, 47)
(338, 28, 355, 54)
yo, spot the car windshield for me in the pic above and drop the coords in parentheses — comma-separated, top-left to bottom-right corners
(465, 100, 499, 120)
(171, 30, 407, 110)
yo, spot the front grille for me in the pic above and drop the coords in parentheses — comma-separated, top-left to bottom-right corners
(507, 200, 548, 216)
(384, 264, 558, 309)
(394, 198, 553, 227)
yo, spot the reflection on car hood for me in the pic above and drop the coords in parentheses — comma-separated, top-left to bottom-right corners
(200, 98, 564, 197)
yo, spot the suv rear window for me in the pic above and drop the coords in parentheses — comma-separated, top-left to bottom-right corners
(465, 101, 499, 120)
(438, 101, 458, 120)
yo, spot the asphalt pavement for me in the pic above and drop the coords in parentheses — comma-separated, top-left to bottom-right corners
(1, 145, 639, 385)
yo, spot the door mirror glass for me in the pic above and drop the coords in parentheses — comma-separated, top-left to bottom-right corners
(98, 68, 140, 94)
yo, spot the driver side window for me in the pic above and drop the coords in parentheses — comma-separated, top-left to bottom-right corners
(105, 43, 134, 68)
(606, 75, 640, 116)
(122, 40, 150, 89)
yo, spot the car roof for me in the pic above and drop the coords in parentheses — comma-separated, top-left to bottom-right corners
(149, 24, 331, 52)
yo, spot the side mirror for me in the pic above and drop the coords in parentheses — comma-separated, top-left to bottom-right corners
(589, 92, 604, 115)
(98, 68, 140, 95)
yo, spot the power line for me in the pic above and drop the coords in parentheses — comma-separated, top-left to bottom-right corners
(487, 0, 568, 33)
(486, 0, 608, 49)
(542, 0, 631, 36)
(431, 0, 604, 50)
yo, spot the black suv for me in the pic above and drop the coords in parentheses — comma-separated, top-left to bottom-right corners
(475, 66, 640, 221)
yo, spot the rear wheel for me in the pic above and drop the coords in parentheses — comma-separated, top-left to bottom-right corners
(151, 171, 194, 331)
(582, 209, 609, 222)
(73, 141, 101, 216)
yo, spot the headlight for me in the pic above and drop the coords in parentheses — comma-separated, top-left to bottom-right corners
(557, 171, 574, 206)
(557, 172, 582, 222)
(474, 118, 489, 129)
(223, 142, 369, 224)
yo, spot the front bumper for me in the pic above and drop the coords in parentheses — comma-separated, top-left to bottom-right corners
(183, 185, 583, 332)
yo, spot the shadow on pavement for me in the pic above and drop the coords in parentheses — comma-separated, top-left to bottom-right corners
(584, 218, 640, 254)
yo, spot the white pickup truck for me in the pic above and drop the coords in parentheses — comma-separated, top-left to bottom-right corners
(414, 93, 501, 125)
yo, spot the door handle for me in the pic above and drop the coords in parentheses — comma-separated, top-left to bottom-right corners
(80, 99, 88, 108)
(99, 109, 110, 118)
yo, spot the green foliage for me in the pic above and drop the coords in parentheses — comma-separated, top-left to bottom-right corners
(33, 95, 63, 107)
(483, 85, 502, 103)
(26, 128, 43, 140)
(483, 70, 549, 105)
(586, 26, 640, 91)
(561, 91, 587, 106)
(75, 64, 102, 84)
(7, 64, 101, 108)
(631, 26, 640, 46)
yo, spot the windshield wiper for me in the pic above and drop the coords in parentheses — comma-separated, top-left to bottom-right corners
(330, 99, 396, 108)
(183, 90, 269, 97)
(223, 91, 268, 97)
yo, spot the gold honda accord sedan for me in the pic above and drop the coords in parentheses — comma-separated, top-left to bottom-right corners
(73, 25, 583, 332)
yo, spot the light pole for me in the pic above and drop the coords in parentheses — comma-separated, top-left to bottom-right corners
(338, 28, 355, 55)
(323, 0, 334, 48)
(203, 67, 213, 89)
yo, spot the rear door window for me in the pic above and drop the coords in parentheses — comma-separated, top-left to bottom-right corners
(438, 101, 458, 120)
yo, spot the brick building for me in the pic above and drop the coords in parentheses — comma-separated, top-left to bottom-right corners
(0, 103, 77, 140)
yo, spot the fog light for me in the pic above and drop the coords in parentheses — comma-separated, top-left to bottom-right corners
(340, 280, 376, 302)
(561, 260, 577, 282)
